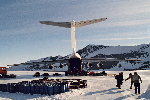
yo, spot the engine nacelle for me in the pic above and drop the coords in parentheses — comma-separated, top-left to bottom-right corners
(59, 63, 64, 68)
(97, 62, 103, 67)
(49, 64, 54, 69)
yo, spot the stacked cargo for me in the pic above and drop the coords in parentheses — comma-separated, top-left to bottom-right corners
(0, 78, 87, 95)
(0, 79, 69, 95)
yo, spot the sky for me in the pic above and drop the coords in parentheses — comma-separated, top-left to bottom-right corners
(1, 0, 150, 67)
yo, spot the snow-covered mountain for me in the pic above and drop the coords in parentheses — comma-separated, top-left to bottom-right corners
(8, 43, 150, 71)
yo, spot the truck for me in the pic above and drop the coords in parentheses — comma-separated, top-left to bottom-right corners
(0, 67, 16, 78)
(0, 67, 7, 76)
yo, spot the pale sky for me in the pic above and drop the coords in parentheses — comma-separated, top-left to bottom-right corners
(1, 0, 150, 67)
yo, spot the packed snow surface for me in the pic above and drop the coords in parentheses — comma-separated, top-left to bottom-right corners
(0, 70, 150, 100)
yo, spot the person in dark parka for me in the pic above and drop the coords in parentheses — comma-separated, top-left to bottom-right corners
(115, 72, 124, 89)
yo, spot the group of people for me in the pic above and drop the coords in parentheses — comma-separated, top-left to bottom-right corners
(115, 72, 142, 94)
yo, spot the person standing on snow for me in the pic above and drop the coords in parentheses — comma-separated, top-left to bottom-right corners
(120, 72, 123, 84)
(132, 72, 142, 94)
(115, 72, 124, 89)
(125, 73, 134, 89)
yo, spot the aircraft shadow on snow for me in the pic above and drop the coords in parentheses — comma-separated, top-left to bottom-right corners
(85, 88, 125, 95)
(85, 88, 145, 99)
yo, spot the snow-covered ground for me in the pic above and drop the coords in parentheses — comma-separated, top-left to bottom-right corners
(0, 70, 150, 100)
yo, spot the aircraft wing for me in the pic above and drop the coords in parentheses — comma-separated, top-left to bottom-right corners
(40, 59, 69, 64)
(75, 18, 107, 28)
(82, 58, 142, 62)
(7, 58, 141, 66)
(39, 21, 71, 28)
(7, 59, 69, 66)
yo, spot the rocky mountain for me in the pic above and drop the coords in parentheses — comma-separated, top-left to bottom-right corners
(8, 44, 150, 71)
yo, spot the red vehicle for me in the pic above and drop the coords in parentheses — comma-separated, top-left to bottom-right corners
(0, 67, 7, 76)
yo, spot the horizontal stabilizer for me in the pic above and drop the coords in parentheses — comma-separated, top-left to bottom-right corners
(39, 21, 71, 28)
(75, 18, 107, 28)
(39, 18, 107, 28)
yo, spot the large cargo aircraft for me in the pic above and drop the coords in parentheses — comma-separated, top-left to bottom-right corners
(8, 18, 141, 75)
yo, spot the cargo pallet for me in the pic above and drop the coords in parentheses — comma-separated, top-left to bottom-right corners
(0, 78, 87, 95)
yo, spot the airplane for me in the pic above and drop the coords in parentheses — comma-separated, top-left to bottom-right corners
(7, 18, 142, 75)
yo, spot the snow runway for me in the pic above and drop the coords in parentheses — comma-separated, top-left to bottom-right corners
(0, 70, 150, 100)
